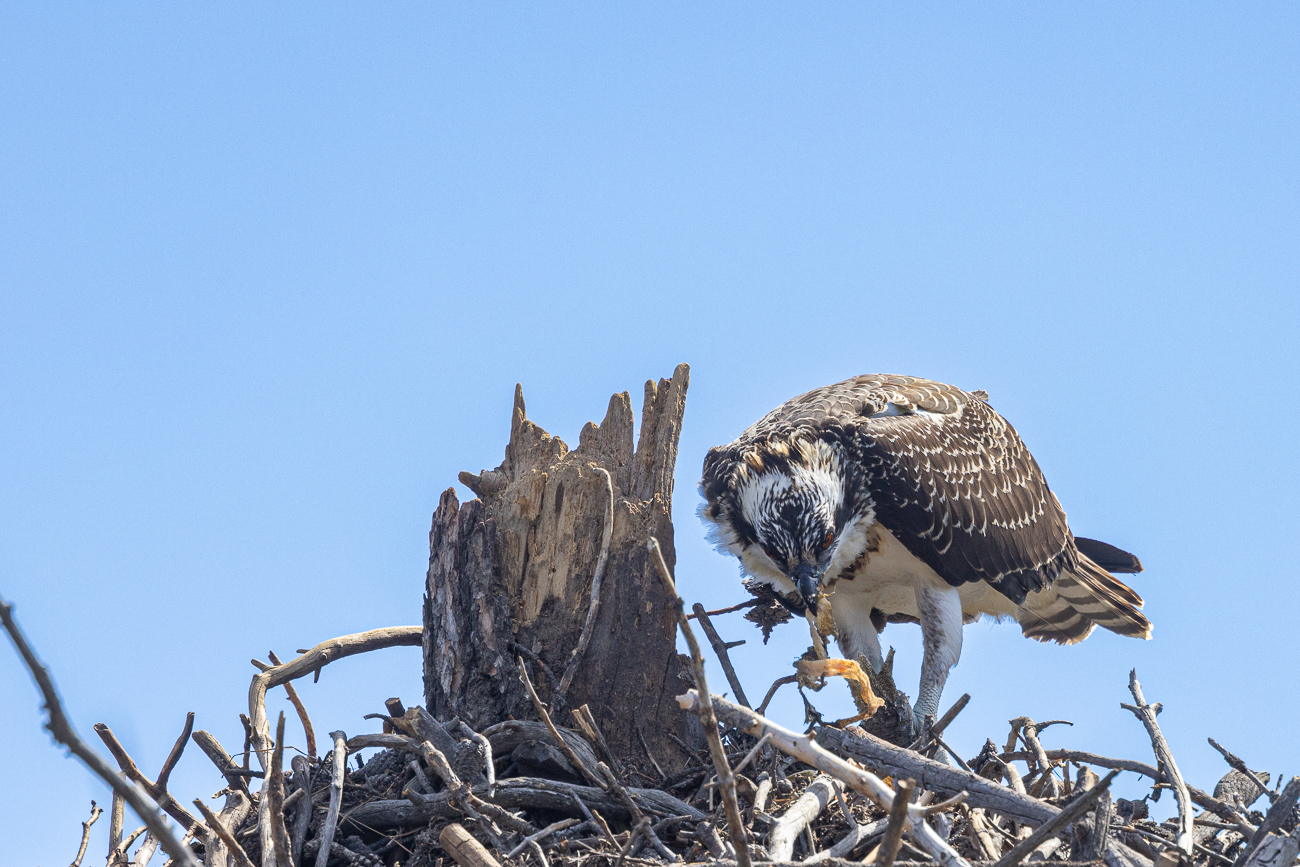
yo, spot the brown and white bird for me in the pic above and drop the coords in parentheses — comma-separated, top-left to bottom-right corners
(699, 374, 1150, 729)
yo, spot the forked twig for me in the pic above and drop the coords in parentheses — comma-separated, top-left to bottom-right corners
(990, 770, 1118, 867)
(0, 598, 200, 867)
(692, 602, 750, 708)
(69, 800, 102, 867)
(1122, 670, 1193, 857)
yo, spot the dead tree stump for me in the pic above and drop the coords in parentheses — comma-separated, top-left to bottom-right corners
(423, 363, 698, 776)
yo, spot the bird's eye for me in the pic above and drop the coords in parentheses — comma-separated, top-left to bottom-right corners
(821, 531, 835, 550)
(762, 544, 779, 561)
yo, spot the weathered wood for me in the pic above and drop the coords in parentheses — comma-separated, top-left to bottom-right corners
(440, 823, 503, 867)
(424, 365, 697, 775)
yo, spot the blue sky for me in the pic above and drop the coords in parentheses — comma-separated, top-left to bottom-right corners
(2, 5, 1297, 864)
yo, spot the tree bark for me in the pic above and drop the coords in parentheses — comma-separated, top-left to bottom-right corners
(423, 364, 698, 777)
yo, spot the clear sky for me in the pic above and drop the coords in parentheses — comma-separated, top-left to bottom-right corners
(2, 4, 1297, 864)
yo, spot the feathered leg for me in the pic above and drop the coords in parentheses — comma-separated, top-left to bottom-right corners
(914, 583, 964, 730)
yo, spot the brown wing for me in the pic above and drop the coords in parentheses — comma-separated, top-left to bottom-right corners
(843, 383, 1076, 603)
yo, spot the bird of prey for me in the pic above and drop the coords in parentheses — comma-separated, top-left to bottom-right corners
(699, 374, 1150, 729)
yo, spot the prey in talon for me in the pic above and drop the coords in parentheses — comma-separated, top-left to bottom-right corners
(700, 374, 1151, 737)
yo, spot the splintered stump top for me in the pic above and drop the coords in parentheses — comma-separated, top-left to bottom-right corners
(423, 363, 699, 777)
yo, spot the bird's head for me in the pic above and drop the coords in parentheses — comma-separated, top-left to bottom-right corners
(733, 440, 848, 612)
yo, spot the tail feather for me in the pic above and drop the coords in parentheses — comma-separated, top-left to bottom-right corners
(1017, 553, 1151, 644)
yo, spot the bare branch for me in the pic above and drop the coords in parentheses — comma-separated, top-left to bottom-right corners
(248, 626, 421, 771)
(1122, 670, 1193, 856)
(0, 597, 200, 867)
(69, 800, 102, 867)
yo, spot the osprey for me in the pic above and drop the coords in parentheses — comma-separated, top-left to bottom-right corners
(699, 374, 1150, 729)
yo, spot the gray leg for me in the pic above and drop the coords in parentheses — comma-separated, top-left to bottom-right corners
(914, 583, 964, 729)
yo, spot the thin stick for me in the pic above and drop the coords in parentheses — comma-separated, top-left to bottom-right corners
(248, 626, 421, 771)
(95, 720, 200, 830)
(990, 770, 1119, 867)
(692, 603, 750, 708)
(1208, 737, 1275, 805)
(518, 657, 604, 788)
(732, 733, 772, 777)
(268, 650, 317, 759)
(191, 800, 256, 867)
(687, 599, 763, 619)
(70, 800, 102, 867)
(314, 730, 348, 867)
(109, 827, 148, 867)
(931, 694, 971, 740)
(0, 598, 201, 867)
(507, 818, 581, 858)
(932, 732, 973, 773)
(877, 777, 916, 867)
(649, 536, 752, 867)
(1121, 670, 1193, 856)
(557, 466, 615, 700)
(757, 675, 797, 716)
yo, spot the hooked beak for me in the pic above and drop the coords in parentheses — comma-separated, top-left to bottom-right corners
(792, 563, 822, 612)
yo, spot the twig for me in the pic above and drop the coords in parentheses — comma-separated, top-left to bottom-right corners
(456, 720, 497, 793)
(556, 466, 615, 701)
(573, 704, 620, 776)
(268, 650, 317, 759)
(991, 770, 1119, 867)
(687, 599, 763, 619)
(877, 777, 916, 867)
(507, 818, 582, 858)
(518, 656, 604, 788)
(649, 536, 752, 867)
(191, 800, 256, 867)
(1122, 670, 1193, 856)
(692, 602, 750, 708)
(1208, 738, 1275, 805)
(757, 675, 798, 716)
(110, 827, 148, 867)
(69, 800, 102, 867)
(0, 598, 200, 867)
(314, 730, 348, 867)
(248, 626, 421, 771)
(190, 730, 251, 797)
(733, 733, 772, 777)
(932, 732, 973, 773)
(95, 719, 200, 831)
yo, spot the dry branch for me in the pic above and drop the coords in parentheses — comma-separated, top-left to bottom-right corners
(0, 598, 201, 867)
(248, 626, 421, 771)
(1123, 670, 1194, 856)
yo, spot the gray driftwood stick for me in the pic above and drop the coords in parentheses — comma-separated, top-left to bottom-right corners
(767, 775, 843, 861)
(692, 602, 751, 708)
(816, 726, 1058, 825)
(1122, 671, 1193, 856)
(313, 730, 348, 867)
